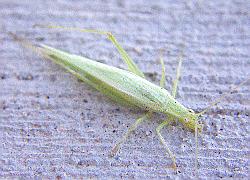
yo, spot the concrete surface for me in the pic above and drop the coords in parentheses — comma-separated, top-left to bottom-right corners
(0, 0, 249, 179)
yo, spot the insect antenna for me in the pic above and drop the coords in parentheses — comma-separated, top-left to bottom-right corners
(194, 76, 249, 177)
(197, 77, 250, 116)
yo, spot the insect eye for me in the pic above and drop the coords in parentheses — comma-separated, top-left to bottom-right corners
(188, 109, 194, 113)
(184, 118, 189, 123)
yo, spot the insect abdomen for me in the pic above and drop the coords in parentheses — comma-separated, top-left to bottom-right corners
(41, 45, 190, 117)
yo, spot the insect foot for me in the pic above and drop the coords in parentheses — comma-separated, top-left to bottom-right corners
(109, 144, 120, 158)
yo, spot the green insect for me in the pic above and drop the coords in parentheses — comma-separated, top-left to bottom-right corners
(10, 25, 249, 172)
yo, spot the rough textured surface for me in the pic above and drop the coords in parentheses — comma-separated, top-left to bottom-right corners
(1, 0, 249, 179)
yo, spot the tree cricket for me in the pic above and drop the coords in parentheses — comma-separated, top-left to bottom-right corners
(10, 25, 250, 172)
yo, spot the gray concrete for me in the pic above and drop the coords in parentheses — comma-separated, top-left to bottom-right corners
(0, 0, 249, 179)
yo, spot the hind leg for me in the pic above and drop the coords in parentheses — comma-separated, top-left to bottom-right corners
(34, 24, 145, 78)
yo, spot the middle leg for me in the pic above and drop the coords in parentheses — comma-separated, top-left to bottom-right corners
(156, 118, 176, 170)
(156, 48, 184, 170)
(109, 112, 152, 157)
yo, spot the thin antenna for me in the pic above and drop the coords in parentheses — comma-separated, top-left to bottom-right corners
(197, 77, 250, 116)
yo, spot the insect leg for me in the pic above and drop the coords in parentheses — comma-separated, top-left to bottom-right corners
(156, 119, 177, 170)
(170, 47, 200, 173)
(109, 112, 151, 157)
(33, 24, 145, 78)
(159, 50, 166, 88)
(171, 50, 183, 98)
(107, 33, 145, 78)
(155, 49, 184, 170)
(170, 47, 200, 174)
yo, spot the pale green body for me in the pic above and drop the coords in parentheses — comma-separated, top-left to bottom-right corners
(41, 45, 199, 131)
(12, 28, 246, 172)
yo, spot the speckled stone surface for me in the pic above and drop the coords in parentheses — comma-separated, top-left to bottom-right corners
(0, 0, 249, 179)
